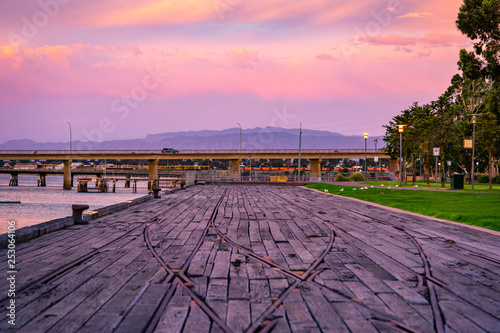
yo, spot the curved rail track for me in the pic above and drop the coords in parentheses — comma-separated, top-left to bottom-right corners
(282, 187, 500, 333)
(2, 185, 498, 332)
(142, 187, 427, 332)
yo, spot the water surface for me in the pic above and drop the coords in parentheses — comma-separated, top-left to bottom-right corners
(0, 174, 149, 233)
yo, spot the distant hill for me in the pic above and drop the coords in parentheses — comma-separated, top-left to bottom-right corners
(0, 127, 385, 150)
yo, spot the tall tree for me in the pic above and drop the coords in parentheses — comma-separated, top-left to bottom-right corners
(457, 0, 500, 83)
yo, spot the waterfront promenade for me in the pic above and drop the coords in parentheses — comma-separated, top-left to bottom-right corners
(1, 185, 499, 332)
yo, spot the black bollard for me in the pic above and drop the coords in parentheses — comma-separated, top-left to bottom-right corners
(152, 188, 161, 198)
(72, 204, 90, 225)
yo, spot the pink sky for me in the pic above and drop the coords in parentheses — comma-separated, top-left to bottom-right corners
(0, 0, 472, 144)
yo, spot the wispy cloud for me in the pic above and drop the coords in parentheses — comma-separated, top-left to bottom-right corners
(316, 54, 336, 61)
(360, 33, 469, 48)
(398, 12, 433, 19)
(230, 46, 260, 69)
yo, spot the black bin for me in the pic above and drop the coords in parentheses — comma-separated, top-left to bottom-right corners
(451, 174, 464, 189)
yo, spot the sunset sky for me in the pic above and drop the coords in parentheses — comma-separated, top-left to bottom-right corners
(0, 0, 472, 144)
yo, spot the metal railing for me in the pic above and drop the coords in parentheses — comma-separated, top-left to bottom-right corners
(0, 148, 386, 155)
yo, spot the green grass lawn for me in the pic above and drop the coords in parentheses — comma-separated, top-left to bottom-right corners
(306, 183, 500, 232)
(361, 180, 500, 192)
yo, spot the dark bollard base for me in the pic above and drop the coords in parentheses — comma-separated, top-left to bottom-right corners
(152, 188, 161, 198)
(72, 204, 90, 223)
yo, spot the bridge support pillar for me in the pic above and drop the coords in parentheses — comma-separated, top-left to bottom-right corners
(148, 159, 159, 190)
(38, 173, 46, 187)
(310, 159, 322, 182)
(9, 173, 18, 186)
(63, 160, 72, 190)
(229, 159, 241, 180)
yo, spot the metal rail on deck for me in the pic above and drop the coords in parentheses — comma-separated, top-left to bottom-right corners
(0, 149, 385, 154)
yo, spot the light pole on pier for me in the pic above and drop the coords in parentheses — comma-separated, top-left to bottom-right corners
(103, 153, 107, 180)
(363, 133, 369, 182)
(468, 114, 480, 190)
(374, 138, 378, 182)
(397, 125, 406, 187)
(237, 123, 242, 153)
(298, 123, 303, 181)
(67, 122, 72, 154)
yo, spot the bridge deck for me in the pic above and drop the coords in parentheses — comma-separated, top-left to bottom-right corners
(1, 185, 499, 332)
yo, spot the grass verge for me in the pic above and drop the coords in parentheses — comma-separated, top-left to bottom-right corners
(361, 180, 500, 192)
(305, 183, 500, 232)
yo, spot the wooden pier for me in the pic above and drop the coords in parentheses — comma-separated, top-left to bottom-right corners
(1, 185, 499, 332)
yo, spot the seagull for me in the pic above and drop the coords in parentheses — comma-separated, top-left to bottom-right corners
(413, 185, 418, 188)
(352, 188, 356, 191)
(324, 189, 329, 193)
(371, 186, 374, 188)
(339, 188, 344, 192)
(395, 185, 399, 187)
(380, 184, 384, 187)
(360, 187, 364, 190)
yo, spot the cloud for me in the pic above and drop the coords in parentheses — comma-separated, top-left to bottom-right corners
(398, 12, 433, 19)
(316, 54, 336, 61)
(415, 47, 432, 58)
(230, 46, 260, 68)
(360, 33, 469, 48)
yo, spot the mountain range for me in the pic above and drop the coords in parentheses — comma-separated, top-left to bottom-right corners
(0, 127, 385, 150)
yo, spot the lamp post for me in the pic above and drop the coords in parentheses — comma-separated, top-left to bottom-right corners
(237, 123, 242, 153)
(363, 133, 369, 182)
(67, 122, 72, 154)
(248, 154, 252, 181)
(374, 138, 378, 182)
(471, 115, 477, 190)
(103, 153, 107, 180)
(397, 125, 406, 187)
(298, 123, 303, 181)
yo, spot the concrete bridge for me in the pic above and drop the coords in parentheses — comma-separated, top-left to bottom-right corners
(0, 149, 392, 189)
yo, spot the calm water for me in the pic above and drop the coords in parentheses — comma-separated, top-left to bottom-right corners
(0, 174, 149, 234)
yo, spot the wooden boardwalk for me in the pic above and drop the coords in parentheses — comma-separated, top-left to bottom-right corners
(1, 185, 499, 332)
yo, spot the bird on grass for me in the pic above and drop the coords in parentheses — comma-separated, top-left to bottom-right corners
(352, 188, 356, 191)
(324, 189, 329, 193)
(395, 185, 399, 188)
(339, 188, 344, 192)
(380, 184, 384, 187)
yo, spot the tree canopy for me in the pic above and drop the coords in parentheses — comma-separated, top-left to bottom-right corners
(383, 0, 500, 188)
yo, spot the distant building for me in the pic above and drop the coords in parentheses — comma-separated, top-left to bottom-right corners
(14, 163, 41, 170)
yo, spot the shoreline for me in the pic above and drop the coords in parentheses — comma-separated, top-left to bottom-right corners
(0, 193, 154, 249)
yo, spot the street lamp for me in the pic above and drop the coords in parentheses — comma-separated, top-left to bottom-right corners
(470, 115, 478, 190)
(67, 122, 72, 154)
(374, 138, 378, 182)
(237, 123, 242, 153)
(298, 123, 303, 181)
(362, 133, 369, 182)
(103, 153, 107, 180)
(397, 125, 407, 187)
(248, 154, 252, 181)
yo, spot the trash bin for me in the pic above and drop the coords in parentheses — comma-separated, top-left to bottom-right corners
(451, 174, 464, 189)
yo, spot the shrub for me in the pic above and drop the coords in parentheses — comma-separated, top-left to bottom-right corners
(349, 172, 365, 182)
(477, 174, 490, 183)
(493, 175, 500, 184)
(335, 173, 348, 182)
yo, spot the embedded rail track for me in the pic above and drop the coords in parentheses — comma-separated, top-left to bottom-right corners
(1, 185, 499, 332)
